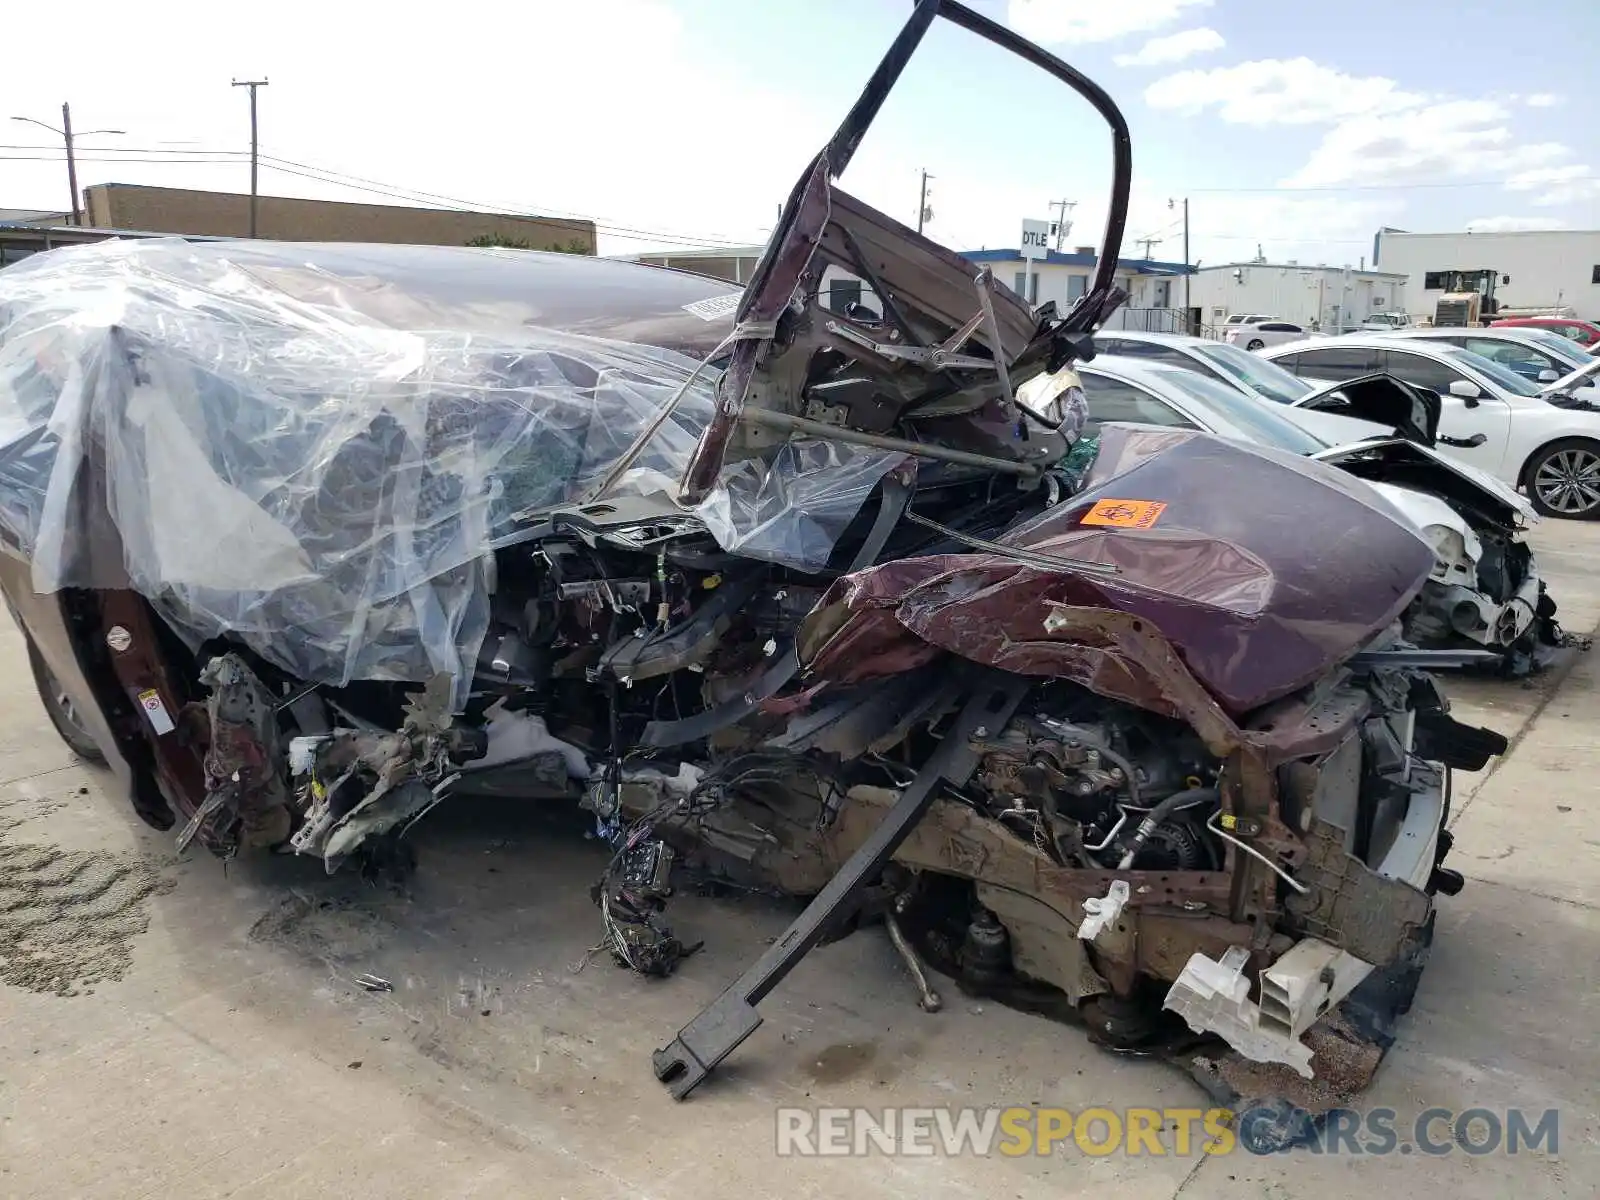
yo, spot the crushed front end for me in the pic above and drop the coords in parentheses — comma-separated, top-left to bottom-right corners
(0, 0, 1510, 1129)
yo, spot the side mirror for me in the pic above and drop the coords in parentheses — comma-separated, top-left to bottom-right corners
(1447, 379, 1482, 406)
(1538, 369, 1561, 382)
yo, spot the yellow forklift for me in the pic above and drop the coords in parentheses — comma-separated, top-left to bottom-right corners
(1433, 268, 1501, 325)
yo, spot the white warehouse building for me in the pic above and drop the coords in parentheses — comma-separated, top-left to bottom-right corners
(1186, 261, 1407, 332)
(619, 243, 1196, 330)
(1373, 227, 1600, 321)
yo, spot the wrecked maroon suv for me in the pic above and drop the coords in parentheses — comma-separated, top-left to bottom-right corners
(0, 0, 1504, 1131)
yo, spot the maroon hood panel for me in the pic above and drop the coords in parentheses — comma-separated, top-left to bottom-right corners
(803, 425, 1435, 717)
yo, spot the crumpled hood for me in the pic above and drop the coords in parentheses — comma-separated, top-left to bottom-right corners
(802, 424, 1436, 717)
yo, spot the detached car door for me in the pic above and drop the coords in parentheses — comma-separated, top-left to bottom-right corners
(1375, 349, 1512, 475)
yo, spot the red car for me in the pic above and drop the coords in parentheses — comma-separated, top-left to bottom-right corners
(1491, 316, 1600, 351)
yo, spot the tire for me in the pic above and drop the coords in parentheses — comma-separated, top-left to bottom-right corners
(25, 638, 106, 764)
(1246, 338, 1265, 351)
(1524, 437, 1600, 519)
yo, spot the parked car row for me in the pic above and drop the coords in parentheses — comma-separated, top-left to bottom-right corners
(1209, 325, 1600, 517)
(1261, 334, 1600, 517)
(1492, 315, 1600, 350)
(1030, 340, 1565, 671)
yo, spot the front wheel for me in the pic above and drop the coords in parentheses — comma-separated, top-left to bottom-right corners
(25, 639, 105, 764)
(1245, 338, 1265, 351)
(1525, 438, 1600, 518)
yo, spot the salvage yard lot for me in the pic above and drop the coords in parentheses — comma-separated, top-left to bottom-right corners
(1, 522, 1597, 1200)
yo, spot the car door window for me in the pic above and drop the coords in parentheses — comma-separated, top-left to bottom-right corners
(1284, 346, 1378, 382)
(1460, 337, 1559, 379)
(1260, 322, 1302, 334)
(1377, 350, 1471, 393)
(1097, 340, 1199, 369)
(1079, 373, 1198, 430)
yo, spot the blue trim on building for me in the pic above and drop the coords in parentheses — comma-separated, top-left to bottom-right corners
(960, 248, 1195, 275)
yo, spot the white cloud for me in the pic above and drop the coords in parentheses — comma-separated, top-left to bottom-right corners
(1282, 100, 1569, 189)
(1147, 56, 1584, 197)
(1114, 28, 1224, 67)
(0, 0, 832, 255)
(1525, 93, 1562, 107)
(1465, 215, 1568, 232)
(1144, 58, 1426, 125)
(1184, 193, 1393, 267)
(1504, 164, 1600, 206)
(1008, 0, 1211, 45)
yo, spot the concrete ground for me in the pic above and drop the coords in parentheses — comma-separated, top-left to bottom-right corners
(0, 522, 1597, 1199)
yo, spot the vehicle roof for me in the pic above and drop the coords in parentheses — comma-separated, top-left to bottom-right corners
(1494, 315, 1599, 325)
(1262, 333, 1458, 355)
(1079, 353, 1207, 385)
(1093, 329, 1208, 346)
(1377, 327, 1565, 342)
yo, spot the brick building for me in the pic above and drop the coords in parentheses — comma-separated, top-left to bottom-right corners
(80, 184, 596, 252)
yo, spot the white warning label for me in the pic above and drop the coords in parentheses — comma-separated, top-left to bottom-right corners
(137, 688, 176, 736)
(682, 293, 740, 322)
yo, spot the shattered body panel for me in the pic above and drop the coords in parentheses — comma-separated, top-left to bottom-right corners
(0, 0, 1509, 1118)
(804, 425, 1436, 717)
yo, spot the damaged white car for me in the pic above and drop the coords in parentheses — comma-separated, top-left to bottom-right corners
(1024, 355, 1566, 674)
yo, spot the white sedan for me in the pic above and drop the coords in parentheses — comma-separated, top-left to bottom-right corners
(1259, 334, 1600, 518)
(1021, 356, 1559, 668)
(1371, 327, 1598, 391)
(1223, 319, 1306, 351)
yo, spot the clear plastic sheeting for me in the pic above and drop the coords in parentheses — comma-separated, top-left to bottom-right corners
(695, 439, 908, 571)
(0, 239, 888, 704)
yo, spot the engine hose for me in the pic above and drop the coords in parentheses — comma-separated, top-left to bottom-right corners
(1116, 786, 1220, 870)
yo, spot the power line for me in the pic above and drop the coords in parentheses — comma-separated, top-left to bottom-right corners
(252, 156, 761, 247)
(0, 154, 246, 164)
(257, 161, 750, 247)
(5, 143, 763, 248)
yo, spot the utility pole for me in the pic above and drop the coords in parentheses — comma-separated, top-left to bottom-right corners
(1048, 199, 1076, 251)
(232, 78, 269, 237)
(916, 169, 933, 235)
(1136, 236, 1162, 259)
(9, 103, 125, 225)
(1169, 196, 1190, 332)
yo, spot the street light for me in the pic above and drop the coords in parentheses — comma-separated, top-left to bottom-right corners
(10, 104, 126, 226)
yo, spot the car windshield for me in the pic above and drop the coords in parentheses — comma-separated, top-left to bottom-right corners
(1512, 329, 1590, 366)
(1190, 341, 1315, 404)
(1436, 345, 1544, 396)
(1153, 367, 1331, 455)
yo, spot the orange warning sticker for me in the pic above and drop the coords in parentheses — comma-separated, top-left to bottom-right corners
(1079, 498, 1168, 530)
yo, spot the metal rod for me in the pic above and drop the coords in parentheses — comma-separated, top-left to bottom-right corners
(885, 910, 942, 1012)
(742, 408, 1044, 477)
(903, 510, 1122, 578)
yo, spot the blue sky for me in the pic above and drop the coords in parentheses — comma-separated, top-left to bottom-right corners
(3, 0, 1595, 265)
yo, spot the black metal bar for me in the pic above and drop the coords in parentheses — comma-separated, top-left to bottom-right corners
(820, 0, 943, 177)
(1347, 649, 1503, 669)
(932, 0, 1134, 295)
(651, 673, 1027, 1098)
(639, 475, 910, 748)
